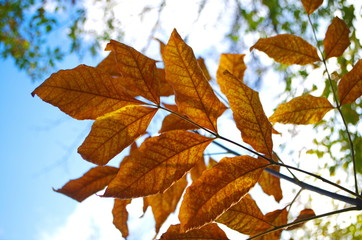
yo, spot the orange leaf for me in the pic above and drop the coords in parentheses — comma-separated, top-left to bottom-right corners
(164, 29, 226, 132)
(217, 71, 273, 157)
(217, 53, 246, 81)
(287, 208, 316, 230)
(338, 60, 362, 105)
(302, 0, 323, 15)
(54, 166, 118, 202)
(179, 155, 269, 231)
(96, 52, 120, 76)
(103, 130, 213, 198)
(324, 17, 350, 59)
(259, 208, 288, 240)
(145, 176, 188, 234)
(197, 57, 212, 81)
(157, 68, 174, 97)
(250, 34, 320, 65)
(216, 194, 272, 236)
(78, 105, 157, 165)
(31, 65, 143, 120)
(190, 157, 207, 182)
(258, 164, 283, 202)
(269, 94, 334, 124)
(160, 105, 198, 133)
(106, 40, 160, 104)
(160, 223, 228, 240)
(112, 199, 131, 238)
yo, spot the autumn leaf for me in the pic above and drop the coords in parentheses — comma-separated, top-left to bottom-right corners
(197, 57, 212, 81)
(302, 0, 323, 15)
(31, 65, 143, 120)
(217, 53, 246, 81)
(160, 223, 228, 240)
(112, 199, 131, 239)
(78, 105, 158, 165)
(157, 68, 174, 97)
(250, 34, 320, 65)
(216, 194, 272, 236)
(258, 208, 288, 240)
(338, 59, 362, 105)
(159, 105, 198, 133)
(179, 155, 269, 231)
(269, 94, 334, 124)
(164, 29, 226, 132)
(190, 157, 207, 182)
(106, 40, 160, 104)
(55, 166, 118, 202)
(96, 52, 120, 76)
(258, 164, 283, 202)
(103, 130, 213, 198)
(287, 208, 316, 230)
(324, 17, 350, 59)
(145, 176, 188, 234)
(217, 71, 273, 157)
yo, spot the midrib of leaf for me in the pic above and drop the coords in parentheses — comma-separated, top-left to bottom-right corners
(268, 41, 319, 61)
(222, 208, 275, 227)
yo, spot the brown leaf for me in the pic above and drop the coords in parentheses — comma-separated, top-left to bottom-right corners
(78, 105, 157, 165)
(160, 223, 228, 240)
(112, 199, 131, 238)
(157, 68, 174, 97)
(104, 130, 213, 198)
(217, 194, 272, 236)
(324, 17, 350, 59)
(55, 166, 118, 202)
(164, 29, 226, 132)
(217, 53, 246, 81)
(190, 157, 207, 182)
(269, 94, 334, 124)
(106, 40, 160, 104)
(145, 176, 188, 234)
(159, 104, 198, 133)
(250, 34, 320, 65)
(287, 208, 316, 230)
(32, 65, 142, 120)
(217, 71, 273, 157)
(258, 164, 283, 202)
(338, 59, 362, 105)
(179, 155, 269, 231)
(197, 57, 212, 81)
(259, 208, 288, 240)
(302, 0, 323, 15)
(96, 52, 120, 76)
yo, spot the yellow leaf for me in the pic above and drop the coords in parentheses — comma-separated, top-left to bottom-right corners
(338, 60, 362, 105)
(160, 223, 228, 240)
(103, 130, 213, 198)
(112, 199, 131, 239)
(217, 71, 273, 157)
(106, 40, 160, 104)
(216, 194, 272, 236)
(179, 155, 269, 231)
(197, 57, 212, 81)
(287, 208, 316, 230)
(217, 53, 246, 81)
(259, 208, 288, 240)
(302, 0, 323, 15)
(258, 165, 283, 202)
(324, 17, 350, 59)
(78, 105, 157, 165)
(145, 176, 188, 234)
(164, 29, 226, 132)
(96, 52, 120, 76)
(54, 166, 118, 202)
(269, 94, 334, 124)
(31, 65, 143, 120)
(250, 34, 320, 65)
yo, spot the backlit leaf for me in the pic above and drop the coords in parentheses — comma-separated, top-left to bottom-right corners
(197, 57, 212, 81)
(145, 176, 188, 233)
(164, 29, 226, 132)
(104, 130, 213, 198)
(31, 65, 142, 120)
(259, 208, 288, 240)
(324, 17, 350, 59)
(258, 164, 283, 202)
(287, 208, 316, 230)
(78, 105, 157, 165)
(106, 40, 160, 104)
(216, 194, 272, 236)
(112, 199, 131, 238)
(96, 52, 119, 76)
(302, 0, 323, 15)
(217, 71, 273, 157)
(338, 60, 362, 105)
(269, 94, 334, 124)
(160, 223, 228, 240)
(157, 68, 174, 97)
(160, 105, 198, 133)
(55, 166, 118, 202)
(250, 34, 320, 65)
(190, 157, 207, 182)
(179, 155, 269, 231)
(217, 53, 246, 81)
